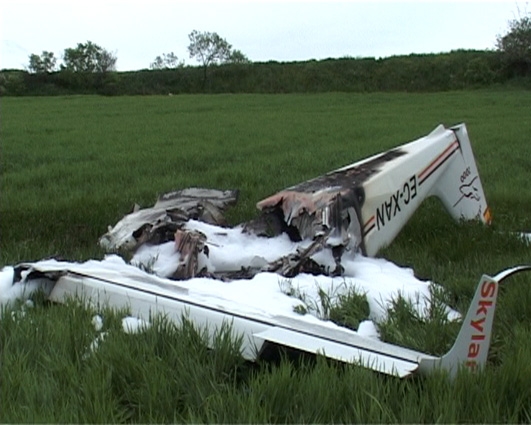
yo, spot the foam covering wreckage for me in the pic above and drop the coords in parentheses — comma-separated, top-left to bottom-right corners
(5, 123, 519, 379)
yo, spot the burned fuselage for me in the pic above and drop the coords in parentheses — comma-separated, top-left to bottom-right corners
(99, 124, 490, 280)
(256, 149, 407, 256)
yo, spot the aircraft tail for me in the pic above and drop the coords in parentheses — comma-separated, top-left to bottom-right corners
(358, 123, 491, 257)
(419, 265, 531, 377)
(428, 124, 492, 224)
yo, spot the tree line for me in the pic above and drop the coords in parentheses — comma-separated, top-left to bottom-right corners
(24, 31, 248, 75)
(1, 16, 530, 96)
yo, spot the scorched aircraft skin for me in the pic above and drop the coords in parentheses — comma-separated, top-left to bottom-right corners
(257, 123, 491, 257)
(99, 124, 491, 281)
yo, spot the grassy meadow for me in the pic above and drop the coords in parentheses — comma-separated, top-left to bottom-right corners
(1, 91, 531, 422)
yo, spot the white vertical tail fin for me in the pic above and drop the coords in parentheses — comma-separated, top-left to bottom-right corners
(428, 124, 492, 225)
(360, 123, 491, 256)
(419, 265, 531, 377)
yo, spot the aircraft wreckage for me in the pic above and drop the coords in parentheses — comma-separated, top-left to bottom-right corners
(99, 123, 492, 280)
(8, 123, 531, 378)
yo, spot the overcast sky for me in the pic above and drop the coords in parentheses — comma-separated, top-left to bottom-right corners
(1, 1, 525, 71)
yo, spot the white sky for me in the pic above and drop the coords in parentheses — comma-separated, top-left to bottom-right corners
(1, 1, 524, 71)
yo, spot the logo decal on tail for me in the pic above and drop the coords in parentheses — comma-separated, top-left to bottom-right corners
(465, 279, 497, 371)
(453, 176, 481, 207)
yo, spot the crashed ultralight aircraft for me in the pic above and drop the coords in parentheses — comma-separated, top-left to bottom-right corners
(9, 123, 524, 379)
(99, 123, 492, 280)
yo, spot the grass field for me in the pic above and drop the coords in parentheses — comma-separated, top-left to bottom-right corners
(1, 91, 531, 422)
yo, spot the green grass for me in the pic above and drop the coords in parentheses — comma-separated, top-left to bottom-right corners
(1, 91, 531, 422)
(280, 278, 371, 330)
(377, 284, 461, 355)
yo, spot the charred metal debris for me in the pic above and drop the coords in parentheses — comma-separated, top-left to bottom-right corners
(100, 151, 404, 281)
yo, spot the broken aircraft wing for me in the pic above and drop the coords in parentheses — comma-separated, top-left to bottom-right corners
(11, 260, 531, 378)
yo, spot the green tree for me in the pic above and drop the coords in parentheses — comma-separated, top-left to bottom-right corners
(28, 51, 57, 73)
(227, 49, 250, 64)
(150, 52, 184, 70)
(62, 41, 117, 73)
(496, 10, 531, 76)
(187, 30, 233, 86)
